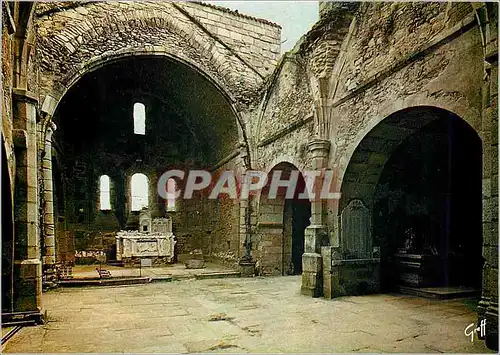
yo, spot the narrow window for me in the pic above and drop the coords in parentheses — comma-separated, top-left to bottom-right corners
(99, 175, 111, 210)
(131, 173, 149, 211)
(166, 178, 177, 212)
(133, 102, 146, 135)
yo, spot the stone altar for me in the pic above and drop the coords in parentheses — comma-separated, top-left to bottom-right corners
(116, 214, 176, 264)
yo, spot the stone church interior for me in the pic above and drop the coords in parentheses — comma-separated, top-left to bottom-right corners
(1, 1, 498, 352)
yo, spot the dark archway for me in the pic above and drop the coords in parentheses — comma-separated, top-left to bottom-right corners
(340, 107, 483, 293)
(52, 55, 241, 264)
(2, 138, 14, 312)
(258, 162, 311, 276)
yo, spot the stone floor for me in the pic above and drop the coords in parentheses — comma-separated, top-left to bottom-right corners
(70, 262, 235, 279)
(3, 276, 494, 353)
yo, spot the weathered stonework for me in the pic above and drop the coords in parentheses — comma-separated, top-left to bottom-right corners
(35, 1, 280, 110)
(1, 1, 498, 349)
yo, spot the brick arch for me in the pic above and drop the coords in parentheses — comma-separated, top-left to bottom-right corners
(37, 3, 262, 114)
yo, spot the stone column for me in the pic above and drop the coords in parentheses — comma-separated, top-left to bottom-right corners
(42, 122, 57, 288)
(238, 145, 256, 276)
(301, 138, 330, 297)
(11, 89, 43, 318)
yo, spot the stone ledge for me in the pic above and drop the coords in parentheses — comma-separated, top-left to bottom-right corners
(256, 221, 283, 229)
(1, 310, 44, 327)
(12, 89, 38, 104)
(332, 257, 380, 267)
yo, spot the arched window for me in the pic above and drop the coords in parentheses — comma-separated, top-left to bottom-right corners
(166, 178, 177, 212)
(131, 173, 149, 211)
(99, 175, 111, 210)
(133, 102, 146, 135)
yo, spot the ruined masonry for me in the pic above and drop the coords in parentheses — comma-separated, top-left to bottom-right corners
(1, 1, 498, 350)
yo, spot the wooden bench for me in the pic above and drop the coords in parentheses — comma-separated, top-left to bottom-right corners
(96, 268, 112, 279)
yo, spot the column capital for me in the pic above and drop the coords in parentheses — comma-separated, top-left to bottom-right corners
(308, 138, 330, 157)
(45, 121, 57, 142)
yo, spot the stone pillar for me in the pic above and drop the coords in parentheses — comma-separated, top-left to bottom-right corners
(11, 89, 43, 316)
(42, 122, 57, 288)
(149, 171, 161, 218)
(301, 139, 330, 297)
(116, 237, 122, 261)
(477, 18, 498, 350)
(238, 167, 256, 277)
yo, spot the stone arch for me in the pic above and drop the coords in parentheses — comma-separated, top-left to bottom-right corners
(13, 2, 36, 90)
(263, 155, 307, 180)
(40, 52, 251, 162)
(337, 105, 483, 291)
(255, 161, 311, 276)
(336, 101, 481, 190)
(37, 3, 261, 113)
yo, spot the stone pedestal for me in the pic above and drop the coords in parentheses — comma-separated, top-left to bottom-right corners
(322, 245, 380, 298)
(301, 224, 328, 297)
(304, 225, 329, 253)
(322, 246, 343, 299)
(238, 257, 256, 277)
(14, 259, 42, 312)
(301, 253, 323, 297)
(393, 253, 440, 287)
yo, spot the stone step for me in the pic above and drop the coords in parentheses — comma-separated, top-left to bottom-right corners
(57, 271, 241, 287)
(398, 286, 480, 300)
(194, 271, 241, 280)
(150, 276, 172, 283)
(58, 277, 151, 287)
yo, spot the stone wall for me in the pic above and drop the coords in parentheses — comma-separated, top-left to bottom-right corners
(179, 2, 281, 77)
(477, 3, 499, 348)
(332, 6, 484, 188)
(2, 3, 16, 181)
(246, 56, 316, 173)
(2, 2, 44, 316)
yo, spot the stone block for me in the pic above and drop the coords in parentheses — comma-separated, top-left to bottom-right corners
(301, 271, 323, 297)
(321, 246, 333, 272)
(15, 280, 40, 312)
(238, 259, 256, 277)
(13, 259, 42, 312)
(304, 225, 329, 253)
(17, 259, 42, 280)
(185, 259, 205, 269)
(302, 252, 322, 273)
(336, 259, 380, 295)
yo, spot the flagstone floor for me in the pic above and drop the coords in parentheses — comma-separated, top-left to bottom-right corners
(3, 276, 494, 353)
